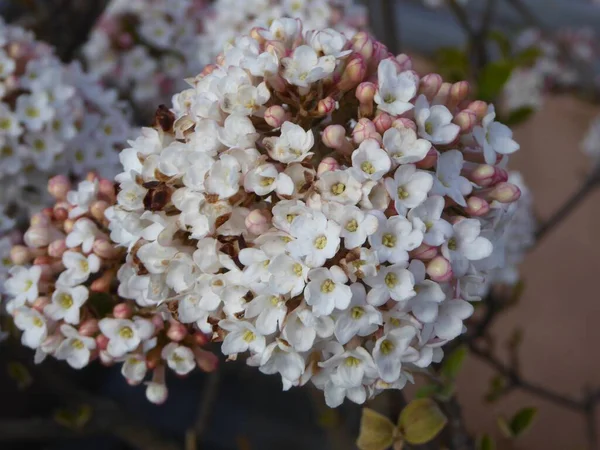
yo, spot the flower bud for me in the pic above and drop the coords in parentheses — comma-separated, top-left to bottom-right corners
(396, 53, 412, 71)
(317, 156, 340, 175)
(91, 271, 113, 293)
(323, 125, 349, 150)
(352, 32, 374, 61)
(352, 118, 381, 145)
(90, 200, 110, 222)
(432, 82, 451, 106)
(193, 331, 209, 347)
(79, 319, 99, 336)
(93, 239, 119, 259)
(152, 314, 165, 331)
(450, 81, 470, 106)
(374, 112, 393, 134)
(466, 100, 488, 121)
(337, 55, 366, 91)
(96, 334, 109, 350)
(467, 164, 507, 187)
(24, 227, 52, 248)
(410, 243, 438, 261)
(427, 256, 453, 282)
(488, 182, 521, 203)
(194, 348, 219, 372)
(113, 303, 133, 319)
(167, 320, 187, 342)
(146, 346, 162, 370)
(245, 209, 271, 235)
(98, 179, 116, 202)
(32, 296, 49, 313)
(264, 105, 287, 128)
(392, 118, 417, 132)
(30, 213, 50, 228)
(356, 81, 376, 103)
(11, 245, 32, 265)
(415, 148, 438, 170)
(317, 97, 336, 115)
(63, 219, 75, 234)
(465, 196, 490, 216)
(86, 172, 98, 183)
(419, 73, 443, 100)
(48, 239, 67, 258)
(53, 207, 68, 222)
(146, 380, 168, 405)
(47, 175, 71, 200)
(453, 110, 476, 133)
(370, 41, 389, 71)
(265, 40, 286, 59)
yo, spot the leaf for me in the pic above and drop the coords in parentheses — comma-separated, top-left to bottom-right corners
(435, 47, 469, 83)
(441, 345, 467, 381)
(515, 47, 542, 67)
(478, 434, 495, 450)
(398, 399, 447, 445)
(503, 107, 535, 126)
(488, 30, 512, 59)
(7, 361, 32, 390)
(509, 407, 537, 437)
(485, 374, 506, 403)
(54, 404, 93, 430)
(415, 384, 440, 399)
(496, 416, 513, 438)
(356, 408, 397, 450)
(477, 61, 514, 102)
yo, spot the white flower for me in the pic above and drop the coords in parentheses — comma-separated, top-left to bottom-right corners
(5, 266, 41, 305)
(258, 339, 305, 389)
(407, 260, 446, 323)
(245, 294, 287, 335)
(272, 199, 311, 233)
(162, 343, 196, 375)
(218, 115, 259, 149)
(244, 164, 294, 196)
(383, 126, 431, 165)
(0, 103, 22, 137)
(15, 93, 53, 131)
(219, 319, 266, 355)
(44, 285, 88, 325)
(57, 251, 101, 286)
(316, 169, 362, 205)
(65, 218, 100, 253)
(385, 164, 433, 214)
(365, 263, 416, 305)
(325, 204, 378, 249)
(206, 154, 242, 199)
(473, 105, 520, 164)
(137, 242, 178, 275)
(304, 266, 352, 316)
(374, 60, 419, 116)
(320, 346, 378, 389)
(369, 215, 423, 264)
(334, 283, 382, 344)
(122, 353, 150, 385)
(431, 150, 472, 207)
(268, 254, 309, 296)
(351, 138, 392, 181)
(343, 247, 379, 282)
(55, 325, 96, 369)
(433, 299, 474, 340)
(13, 307, 47, 349)
(66, 179, 99, 218)
(288, 211, 341, 267)
(98, 317, 155, 358)
(177, 288, 221, 334)
(267, 122, 315, 163)
(442, 219, 493, 276)
(407, 196, 453, 246)
(308, 28, 350, 57)
(282, 307, 334, 352)
(414, 95, 460, 145)
(282, 45, 336, 87)
(373, 326, 418, 383)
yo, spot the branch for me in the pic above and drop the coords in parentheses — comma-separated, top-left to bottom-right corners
(186, 369, 221, 450)
(381, 0, 401, 55)
(504, 0, 545, 29)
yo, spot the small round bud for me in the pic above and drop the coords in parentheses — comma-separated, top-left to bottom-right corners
(167, 321, 187, 342)
(11, 245, 32, 265)
(53, 207, 69, 221)
(466, 100, 488, 121)
(419, 73, 443, 99)
(48, 239, 67, 258)
(374, 112, 393, 134)
(91, 272, 113, 293)
(317, 156, 340, 175)
(453, 110, 477, 133)
(356, 82, 376, 104)
(323, 125, 348, 149)
(352, 118, 381, 145)
(410, 243, 438, 261)
(98, 179, 116, 202)
(113, 303, 133, 319)
(433, 82, 452, 106)
(194, 348, 219, 372)
(90, 200, 110, 222)
(264, 105, 288, 128)
(352, 32, 374, 61)
(79, 319, 99, 336)
(24, 227, 52, 248)
(93, 239, 120, 259)
(392, 118, 417, 132)
(317, 97, 336, 115)
(415, 148, 438, 170)
(48, 175, 71, 200)
(96, 334, 109, 350)
(63, 219, 75, 234)
(32, 296, 49, 313)
(465, 196, 490, 216)
(395, 53, 412, 71)
(427, 256, 453, 282)
(245, 209, 271, 235)
(337, 55, 366, 91)
(450, 81, 470, 104)
(488, 182, 522, 203)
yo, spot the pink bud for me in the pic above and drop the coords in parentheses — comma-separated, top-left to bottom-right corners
(395, 53, 412, 71)
(63, 219, 75, 234)
(32, 296, 49, 313)
(337, 55, 366, 91)
(48, 239, 67, 258)
(48, 175, 71, 200)
(10, 245, 32, 265)
(352, 32, 374, 61)
(146, 378, 168, 405)
(317, 156, 341, 175)
(374, 112, 393, 134)
(265, 40, 286, 59)
(98, 179, 116, 202)
(410, 243, 438, 261)
(152, 314, 165, 331)
(465, 196, 490, 216)
(90, 272, 113, 293)
(392, 118, 417, 132)
(352, 118, 381, 144)
(96, 335, 109, 350)
(415, 148, 438, 170)
(86, 172, 98, 183)
(370, 42, 390, 71)
(317, 97, 336, 115)
(467, 164, 507, 187)
(323, 125, 353, 154)
(194, 348, 219, 372)
(432, 82, 452, 106)
(79, 319, 99, 336)
(93, 239, 119, 259)
(53, 207, 68, 222)
(24, 227, 52, 248)
(466, 100, 488, 121)
(30, 213, 50, 228)
(90, 200, 109, 222)
(453, 110, 476, 133)
(419, 73, 443, 100)
(450, 81, 470, 106)
(201, 64, 219, 77)
(427, 256, 453, 282)
(356, 81, 376, 104)
(193, 331, 209, 347)
(245, 209, 271, 235)
(167, 320, 187, 342)
(267, 74, 287, 93)
(488, 182, 521, 203)
(264, 105, 288, 128)
(113, 303, 133, 319)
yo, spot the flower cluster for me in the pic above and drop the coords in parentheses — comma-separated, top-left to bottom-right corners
(83, 0, 208, 115)
(0, 19, 131, 221)
(3, 174, 217, 404)
(108, 19, 523, 407)
(197, 0, 368, 69)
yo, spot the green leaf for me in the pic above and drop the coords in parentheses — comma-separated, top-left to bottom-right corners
(415, 384, 440, 399)
(356, 408, 397, 450)
(435, 47, 469, 83)
(54, 404, 93, 430)
(477, 61, 514, 102)
(478, 434, 496, 450)
(488, 30, 512, 59)
(509, 407, 537, 437)
(515, 47, 543, 67)
(398, 399, 447, 445)
(7, 361, 32, 390)
(496, 416, 513, 438)
(441, 345, 467, 381)
(504, 107, 535, 126)
(484, 374, 506, 403)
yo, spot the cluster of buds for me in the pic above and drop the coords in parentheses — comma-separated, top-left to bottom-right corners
(107, 19, 524, 407)
(197, 0, 368, 69)
(0, 19, 131, 220)
(3, 174, 217, 404)
(83, 0, 208, 115)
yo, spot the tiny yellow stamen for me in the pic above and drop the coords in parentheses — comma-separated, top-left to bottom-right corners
(331, 182, 346, 195)
(119, 326, 134, 339)
(382, 233, 396, 248)
(314, 235, 327, 249)
(58, 293, 73, 309)
(385, 272, 397, 288)
(345, 219, 359, 232)
(320, 279, 335, 293)
(345, 356, 361, 367)
(380, 339, 394, 355)
(242, 329, 256, 342)
(351, 306, 364, 319)
(361, 161, 375, 175)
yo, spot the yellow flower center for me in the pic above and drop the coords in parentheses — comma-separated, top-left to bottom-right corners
(331, 182, 346, 195)
(397, 187, 409, 199)
(25, 106, 40, 118)
(382, 233, 396, 248)
(314, 235, 327, 250)
(119, 326, 134, 339)
(380, 339, 395, 355)
(320, 279, 335, 293)
(32, 317, 44, 328)
(425, 122, 434, 135)
(384, 94, 396, 104)
(385, 272, 398, 288)
(33, 139, 45, 152)
(345, 356, 361, 367)
(242, 329, 256, 343)
(270, 296, 281, 306)
(447, 237, 457, 251)
(58, 293, 73, 309)
(351, 306, 364, 319)
(80, 260, 89, 272)
(1, 145, 13, 157)
(71, 339, 84, 350)
(0, 117, 11, 130)
(24, 280, 33, 292)
(345, 219, 359, 232)
(292, 263, 303, 277)
(360, 161, 375, 175)
(260, 177, 275, 187)
(286, 214, 297, 223)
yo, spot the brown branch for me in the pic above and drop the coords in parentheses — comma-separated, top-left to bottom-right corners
(186, 369, 221, 450)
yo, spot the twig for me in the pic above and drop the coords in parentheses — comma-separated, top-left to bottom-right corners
(381, 0, 400, 55)
(504, 0, 545, 29)
(187, 369, 221, 450)
(448, 0, 476, 38)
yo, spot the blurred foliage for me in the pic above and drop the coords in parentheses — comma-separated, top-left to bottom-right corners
(477, 433, 496, 450)
(497, 407, 538, 439)
(7, 361, 33, 390)
(53, 404, 93, 430)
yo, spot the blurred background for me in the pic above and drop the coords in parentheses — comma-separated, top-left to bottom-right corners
(1, 1, 600, 449)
